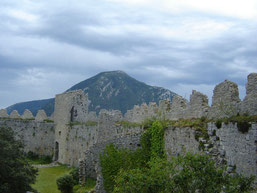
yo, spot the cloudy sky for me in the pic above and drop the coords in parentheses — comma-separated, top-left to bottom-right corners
(0, 0, 257, 109)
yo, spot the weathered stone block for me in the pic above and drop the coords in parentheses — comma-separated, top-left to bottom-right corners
(208, 80, 240, 119)
(240, 73, 257, 115)
(35, 110, 48, 121)
(22, 109, 34, 119)
(0, 109, 9, 118)
(186, 90, 210, 118)
(10, 110, 20, 119)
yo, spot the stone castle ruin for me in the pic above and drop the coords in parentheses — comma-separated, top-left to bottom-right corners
(0, 73, 257, 192)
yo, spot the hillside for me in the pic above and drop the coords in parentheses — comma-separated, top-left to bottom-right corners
(7, 71, 177, 116)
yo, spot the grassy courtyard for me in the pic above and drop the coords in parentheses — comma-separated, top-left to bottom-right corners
(32, 165, 71, 193)
(32, 164, 96, 193)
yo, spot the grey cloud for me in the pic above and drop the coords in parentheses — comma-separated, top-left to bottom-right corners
(0, 0, 256, 108)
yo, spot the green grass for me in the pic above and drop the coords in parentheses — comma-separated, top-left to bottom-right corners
(73, 178, 96, 193)
(27, 156, 52, 165)
(32, 165, 71, 193)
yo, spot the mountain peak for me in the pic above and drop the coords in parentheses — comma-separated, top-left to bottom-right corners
(7, 71, 177, 115)
(102, 70, 126, 74)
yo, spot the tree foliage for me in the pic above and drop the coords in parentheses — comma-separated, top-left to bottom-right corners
(0, 126, 38, 193)
(100, 144, 146, 193)
(113, 153, 255, 193)
(57, 174, 74, 193)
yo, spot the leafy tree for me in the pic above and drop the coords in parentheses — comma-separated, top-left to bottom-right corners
(0, 126, 38, 193)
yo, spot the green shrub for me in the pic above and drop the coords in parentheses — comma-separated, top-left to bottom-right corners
(215, 119, 222, 129)
(237, 121, 251, 133)
(70, 168, 79, 185)
(73, 178, 96, 193)
(57, 174, 74, 193)
(27, 151, 39, 160)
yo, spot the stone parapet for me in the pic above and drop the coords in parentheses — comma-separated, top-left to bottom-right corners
(0, 109, 9, 118)
(10, 110, 20, 119)
(22, 109, 34, 119)
(35, 110, 48, 121)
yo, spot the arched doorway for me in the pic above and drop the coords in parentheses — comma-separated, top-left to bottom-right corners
(54, 141, 59, 161)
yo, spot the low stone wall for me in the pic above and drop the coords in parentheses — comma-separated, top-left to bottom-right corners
(0, 118, 55, 156)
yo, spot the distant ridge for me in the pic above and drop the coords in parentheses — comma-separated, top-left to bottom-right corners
(7, 71, 177, 116)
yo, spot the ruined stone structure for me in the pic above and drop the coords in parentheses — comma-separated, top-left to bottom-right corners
(0, 73, 256, 192)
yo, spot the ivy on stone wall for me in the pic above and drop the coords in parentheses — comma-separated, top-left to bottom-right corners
(100, 120, 166, 193)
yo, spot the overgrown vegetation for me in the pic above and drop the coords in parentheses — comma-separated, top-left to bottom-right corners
(26, 151, 52, 164)
(73, 178, 96, 193)
(115, 120, 141, 128)
(44, 119, 54, 123)
(0, 126, 38, 193)
(215, 114, 257, 133)
(113, 153, 255, 193)
(100, 121, 166, 192)
(100, 120, 255, 193)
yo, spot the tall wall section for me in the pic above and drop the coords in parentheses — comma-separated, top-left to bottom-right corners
(54, 90, 90, 163)
(0, 109, 55, 156)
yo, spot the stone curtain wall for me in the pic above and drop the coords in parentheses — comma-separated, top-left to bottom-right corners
(0, 118, 55, 156)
